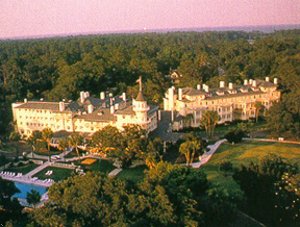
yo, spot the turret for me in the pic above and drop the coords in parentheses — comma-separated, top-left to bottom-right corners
(133, 76, 149, 124)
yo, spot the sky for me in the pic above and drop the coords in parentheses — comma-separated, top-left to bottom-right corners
(0, 0, 299, 39)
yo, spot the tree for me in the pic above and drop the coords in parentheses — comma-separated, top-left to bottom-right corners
(254, 101, 264, 122)
(42, 128, 53, 161)
(57, 137, 69, 152)
(9, 131, 21, 142)
(233, 155, 298, 226)
(68, 132, 84, 157)
(27, 130, 42, 152)
(219, 161, 234, 177)
(144, 138, 163, 169)
(224, 129, 245, 143)
(91, 125, 123, 154)
(204, 187, 242, 226)
(0, 178, 22, 223)
(200, 110, 219, 139)
(26, 189, 41, 208)
(179, 140, 200, 166)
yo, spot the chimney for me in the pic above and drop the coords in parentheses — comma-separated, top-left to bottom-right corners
(87, 104, 93, 114)
(80, 91, 85, 103)
(204, 85, 209, 93)
(220, 81, 225, 88)
(59, 102, 65, 112)
(24, 98, 28, 103)
(274, 78, 278, 85)
(228, 83, 233, 90)
(197, 84, 201, 90)
(252, 80, 257, 87)
(122, 92, 126, 101)
(249, 79, 253, 85)
(110, 105, 115, 114)
(178, 88, 182, 101)
(244, 79, 248, 86)
(265, 77, 270, 82)
(100, 92, 105, 100)
(84, 91, 90, 98)
(110, 98, 114, 106)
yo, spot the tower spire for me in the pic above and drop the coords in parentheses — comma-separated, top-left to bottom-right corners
(137, 76, 142, 92)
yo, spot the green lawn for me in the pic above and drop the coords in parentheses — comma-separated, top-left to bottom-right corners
(6, 162, 38, 174)
(201, 141, 300, 193)
(118, 165, 147, 183)
(33, 166, 74, 181)
(86, 159, 115, 174)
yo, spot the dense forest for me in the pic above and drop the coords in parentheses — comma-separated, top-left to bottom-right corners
(0, 30, 299, 136)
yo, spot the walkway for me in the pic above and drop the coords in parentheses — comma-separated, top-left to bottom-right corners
(108, 168, 122, 177)
(25, 161, 50, 177)
(191, 139, 227, 168)
(243, 137, 300, 145)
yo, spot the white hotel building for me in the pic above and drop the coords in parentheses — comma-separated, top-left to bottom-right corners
(12, 84, 159, 137)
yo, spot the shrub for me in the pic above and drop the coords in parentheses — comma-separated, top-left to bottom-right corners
(219, 161, 234, 176)
(224, 129, 245, 143)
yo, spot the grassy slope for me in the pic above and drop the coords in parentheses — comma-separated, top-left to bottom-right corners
(201, 141, 300, 193)
(87, 159, 115, 174)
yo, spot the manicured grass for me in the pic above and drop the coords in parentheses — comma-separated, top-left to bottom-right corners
(33, 166, 74, 182)
(201, 141, 300, 192)
(118, 165, 147, 183)
(6, 162, 38, 174)
(85, 159, 115, 174)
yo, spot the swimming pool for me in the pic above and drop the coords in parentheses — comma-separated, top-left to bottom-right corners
(13, 182, 47, 199)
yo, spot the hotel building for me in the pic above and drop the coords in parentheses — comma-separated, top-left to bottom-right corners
(163, 77, 280, 130)
(12, 83, 159, 137)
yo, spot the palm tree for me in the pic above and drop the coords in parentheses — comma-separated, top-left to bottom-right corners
(57, 137, 69, 152)
(68, 133, 84, 157)
(27, 130, 42, 152)
(26, 189, 41, 208)
(201, 110, 219, 139)
(179, 139, 201, 166)
(254, 101, 264, 122)
(42, 128, 53, 161)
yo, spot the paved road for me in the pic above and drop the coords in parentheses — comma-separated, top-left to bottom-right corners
(243, 137, 300, 145)
(150, 110, 183, 142)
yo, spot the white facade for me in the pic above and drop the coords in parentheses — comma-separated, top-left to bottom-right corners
(12, 90, 159, 137)
(164, 77, 281, 130)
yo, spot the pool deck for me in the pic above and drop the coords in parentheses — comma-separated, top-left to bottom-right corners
(0, 171, 54, 187)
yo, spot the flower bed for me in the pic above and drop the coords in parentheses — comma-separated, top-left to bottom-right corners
(81, 158, 97, 165)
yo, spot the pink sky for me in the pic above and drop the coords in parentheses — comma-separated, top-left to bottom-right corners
(0, 0, 299, 39)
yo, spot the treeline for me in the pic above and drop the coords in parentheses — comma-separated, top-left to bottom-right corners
(0, 30, 300, 135)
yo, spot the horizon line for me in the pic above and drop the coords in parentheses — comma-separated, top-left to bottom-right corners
(1, 23, 300, 41)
